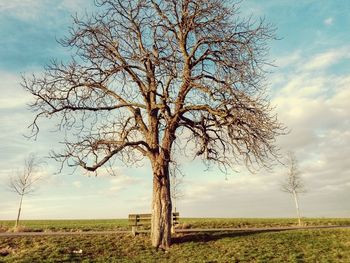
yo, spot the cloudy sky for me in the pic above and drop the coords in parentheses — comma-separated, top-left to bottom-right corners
(0, 0, 349, 220)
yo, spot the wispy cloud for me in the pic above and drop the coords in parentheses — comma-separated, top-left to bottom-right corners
(0, 0, 45, 20)
(275, 51, 302, 68)
(59, 0, 93, 12)
(72, 181, 82, 189)
(108, 175, 141, 192)
(0, 0, 93, 20)
(0, 72, 31, 109)
(303, 47, 350, 71)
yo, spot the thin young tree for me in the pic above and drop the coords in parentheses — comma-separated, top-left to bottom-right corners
(169, 162, 184, 233)
(23, 0, 284, 248)
(281, 152, 305, 226)
(8, 154, 42, 228)
(170, 163, 184, 214)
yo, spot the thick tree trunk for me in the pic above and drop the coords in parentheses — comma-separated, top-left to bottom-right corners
(151, 160, 172, 249)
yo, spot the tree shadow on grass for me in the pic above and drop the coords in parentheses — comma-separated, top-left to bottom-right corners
(172, 229, 286, 244)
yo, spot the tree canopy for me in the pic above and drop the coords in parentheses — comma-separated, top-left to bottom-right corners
(24, 0, 284, 248)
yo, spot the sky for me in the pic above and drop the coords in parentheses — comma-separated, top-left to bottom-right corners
(0, 0, 349, 220)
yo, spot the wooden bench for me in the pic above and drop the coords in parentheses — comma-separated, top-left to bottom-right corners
(128, 212, 180, 235)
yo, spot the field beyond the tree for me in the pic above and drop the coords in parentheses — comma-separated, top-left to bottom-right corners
(1, 218, 350, 262)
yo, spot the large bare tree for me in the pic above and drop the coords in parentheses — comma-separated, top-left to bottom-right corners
(7, 154, 42, 228)
(281, 152, 306, 226)
(24, 0, 284, 248)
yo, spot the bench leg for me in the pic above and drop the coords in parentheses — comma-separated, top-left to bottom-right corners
(131, 226, 138, 236)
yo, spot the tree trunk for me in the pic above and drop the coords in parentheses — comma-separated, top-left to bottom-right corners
(292, 190, 301, 226)
(15, 194, 24, 228)
(151, 160, 172, 249)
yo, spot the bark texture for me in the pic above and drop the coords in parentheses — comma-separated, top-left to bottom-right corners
(151, 161, 172, 248)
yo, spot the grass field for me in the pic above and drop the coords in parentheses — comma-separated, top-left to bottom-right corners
(0, 219, 128, 233)
(1, 228, 350, 262)
(1, 217, 350, 232)
(0, 218, 350, 262)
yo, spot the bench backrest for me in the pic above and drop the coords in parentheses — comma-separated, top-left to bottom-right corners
(128, 212, 180, 226)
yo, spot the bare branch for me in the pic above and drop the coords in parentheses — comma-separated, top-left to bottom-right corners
(7, 154, 43, 196)
(281, 151, 306, 194)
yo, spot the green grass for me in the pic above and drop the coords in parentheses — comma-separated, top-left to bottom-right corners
(0, 219, 129, 232)
(1, 217, 349, 233)
(180, 217, 350, 229)
(0, 228, 350, 262)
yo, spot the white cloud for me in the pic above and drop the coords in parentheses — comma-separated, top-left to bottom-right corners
(324, 17, 333, 26)
(180, 171, 299, 217)
(183, 173, 274, 202)
(108, 175, 140, 192)
(269, 48, 350, 215)
(178, 47, 350, 218)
